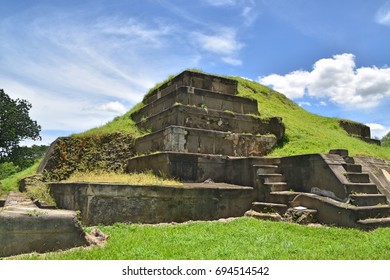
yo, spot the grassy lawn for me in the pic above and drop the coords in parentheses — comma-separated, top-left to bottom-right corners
(9, 217, 390, 260)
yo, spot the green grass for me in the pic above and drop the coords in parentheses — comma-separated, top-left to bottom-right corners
(74, 102, 145, 138)
(0, 161, 40, 195)
(9, 217, 390, 260)
(64, 170, 182, 186)
(234, 77, 390, 159)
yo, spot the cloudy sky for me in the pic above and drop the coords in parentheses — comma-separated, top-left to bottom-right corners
(1, 0, 390, 145)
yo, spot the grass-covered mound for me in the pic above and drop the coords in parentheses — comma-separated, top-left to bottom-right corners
(77, 72, 390, 160)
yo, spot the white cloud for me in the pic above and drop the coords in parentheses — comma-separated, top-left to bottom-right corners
(375, 1, 390, 26)
(366, 123, 390, 139)
(319, 101, 327, 106)
(192, 28, 243, 65)
(205, 0, 236, 6)
(298, 102, 311, 107)
(259, 53, 390, 109)
(0, 9, 197, 139)
(259, 70, 309, 99)
(222, 56, 242, 66)
(192, 28, 243, 55)
(96, 101, 127, 114)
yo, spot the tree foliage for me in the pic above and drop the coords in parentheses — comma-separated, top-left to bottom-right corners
(0, 89, 41, 161)
(382, 132, 390, 147)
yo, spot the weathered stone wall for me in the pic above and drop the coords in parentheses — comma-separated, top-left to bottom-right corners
(50, 182, 255, 225)
(279, 154, 350, 201)
(136, 104, 285, 139)
(39, 133, 136, 180)
(127, 152, 267, 188)
(135, 126, 277, 157)
(339, 120, 371, 138)
(132, 86, 259, 123)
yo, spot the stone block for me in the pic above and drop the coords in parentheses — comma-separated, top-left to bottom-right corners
(0, 198, 88, 258)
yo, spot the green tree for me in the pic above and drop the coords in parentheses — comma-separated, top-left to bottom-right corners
(0, 89, 41, 162)
(382, 131, 390, 147)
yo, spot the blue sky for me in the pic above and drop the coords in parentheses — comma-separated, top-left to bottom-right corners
(1, 0, 390, 145)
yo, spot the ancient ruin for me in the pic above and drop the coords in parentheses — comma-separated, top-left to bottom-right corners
(49, 70, 390, 229)
(2, 70, 390, 257)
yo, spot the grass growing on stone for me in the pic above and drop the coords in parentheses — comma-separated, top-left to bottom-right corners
(10, 217, 390, 260)
(64, 170, 182, 186)
(0, 161, 40, 194)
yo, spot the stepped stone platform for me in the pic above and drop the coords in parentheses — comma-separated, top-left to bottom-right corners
(132, 86, 259, 123)
(45, 70, 390, 230)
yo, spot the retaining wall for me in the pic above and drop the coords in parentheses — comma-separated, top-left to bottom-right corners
(50, 182, 255, 226)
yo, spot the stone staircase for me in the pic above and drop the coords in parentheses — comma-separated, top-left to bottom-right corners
(342, 156, 390, 230)
(246, 151, 390, 230)
(246, 159, 309, 223)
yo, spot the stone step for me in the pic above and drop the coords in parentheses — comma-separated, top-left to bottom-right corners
(264, 182, 289, 192)
(345, 172, 370, 183)
(345, 183, 379, 194)
(344, 156, 355, 164)
(244, 210, 282, 221)
(132, 86, 259, 123)
(349, 194, 388, 206)
(136, 104, 285, 138)
(268, 191, 301, 204)
(251, 202, 288, 215)
(4, 191, 35, 208)
(260, 173, 285, 184)
(355, 205, 390, 220)
(342, 163, 362, 173)
(356, 217, 390, 230)
(254, 165, 279, 175)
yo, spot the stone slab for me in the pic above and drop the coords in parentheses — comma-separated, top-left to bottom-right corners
(135, 125, 277, 157)
(0, 192, 88, 258)
(132, 86, 259, 123)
